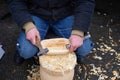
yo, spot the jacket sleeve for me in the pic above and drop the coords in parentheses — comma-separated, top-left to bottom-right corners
(6, 0, 33, 28)
(73, 0, 95, 33)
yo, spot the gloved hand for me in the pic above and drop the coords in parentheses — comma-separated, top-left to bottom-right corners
(23, 22, 41, 46)
(69, 34, 84, 52)
(26, 27, 40, 46)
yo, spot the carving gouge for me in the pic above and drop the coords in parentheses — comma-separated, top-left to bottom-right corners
(35, 36, 49, 56)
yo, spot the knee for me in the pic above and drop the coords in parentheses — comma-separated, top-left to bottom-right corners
(76, 38, 94, 57)
(16, 43, 38, 59)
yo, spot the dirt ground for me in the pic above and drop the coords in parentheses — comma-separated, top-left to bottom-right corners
(0, 0, 120, 80)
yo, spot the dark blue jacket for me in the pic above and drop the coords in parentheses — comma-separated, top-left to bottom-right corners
(6, 0, 95, 32)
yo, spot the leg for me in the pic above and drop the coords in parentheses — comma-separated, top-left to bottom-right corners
(75, 35, 94, 62)
(52, 16, 74, 38)
(17, 32, 38, 59)
(17, 16, 49, 59)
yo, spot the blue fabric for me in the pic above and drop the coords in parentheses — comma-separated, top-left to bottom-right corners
(76, 37, 94, 57)
(75, 37, 94, 62)
(17, 15, 94, 62)
(7, 0, 95, 32)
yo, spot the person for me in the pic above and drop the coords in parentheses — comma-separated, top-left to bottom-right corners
(6, 0, 95, 65)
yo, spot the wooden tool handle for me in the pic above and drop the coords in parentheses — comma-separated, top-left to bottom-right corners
(35, 36, 42, 50)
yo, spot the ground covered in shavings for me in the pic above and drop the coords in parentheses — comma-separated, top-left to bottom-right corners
(0, 0, 120, 80)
